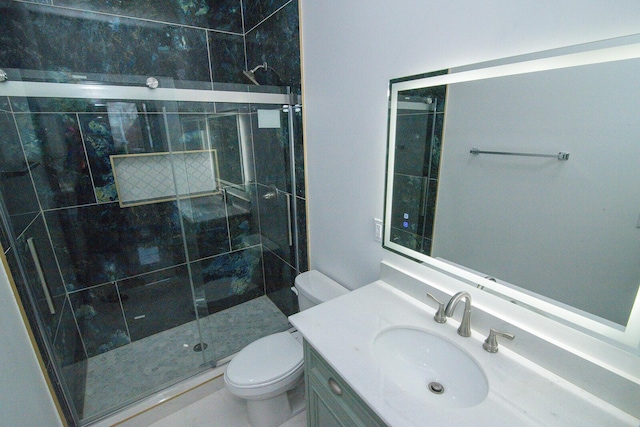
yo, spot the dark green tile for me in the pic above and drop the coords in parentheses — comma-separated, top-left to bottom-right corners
(180, 194, 231, 261)
(0, 111, 41, 239)
(292, 106, 304, 197)
(14, 113, 96, 209)
(0, 97, 10, 111)
(390, 174, 424, 234)
(190, 247, 263, 315)
(251, 106, 290, 191)
(257, 184, 294, 266)
(295, 195, 307, 271)
(393, 108, 437, 177)
(245, 0, 300, 87)
(119, 265, 195, 342)
(55, 0, 243, 33)
(227, 185, 261, 250)
(54, 295, 88, 419)
(264, 249, 297, 316)
(45, 202, 185, 289)
(243, 0, 290, 32)
(0, 2, 210, 84)
(208, 31, 246, 84)
(79, 111, 173, 203)
(16, 214, 66, 300)
(71, 283, 130, 357)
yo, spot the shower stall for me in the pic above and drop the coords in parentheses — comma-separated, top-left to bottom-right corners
(0, 73, 305, 425)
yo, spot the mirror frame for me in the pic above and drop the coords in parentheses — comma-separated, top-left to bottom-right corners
(384, 34, 640, 350)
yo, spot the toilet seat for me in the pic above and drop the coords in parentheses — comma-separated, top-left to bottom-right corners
(225, 332, 303, 399)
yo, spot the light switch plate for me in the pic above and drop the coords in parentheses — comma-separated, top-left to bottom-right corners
(374, 218, 383, 241)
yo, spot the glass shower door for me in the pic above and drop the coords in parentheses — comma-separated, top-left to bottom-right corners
(0, 78, 297, 425)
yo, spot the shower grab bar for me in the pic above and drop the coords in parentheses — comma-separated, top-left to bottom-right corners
(470, 148, 570, 160)
(26, 237, 56, 315)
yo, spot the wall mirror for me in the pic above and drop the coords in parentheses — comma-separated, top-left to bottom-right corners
(384, 34, 640, 352)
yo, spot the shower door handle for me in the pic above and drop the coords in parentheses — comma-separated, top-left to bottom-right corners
(284, 193, 293, 247)
(27, 237, 56, 315)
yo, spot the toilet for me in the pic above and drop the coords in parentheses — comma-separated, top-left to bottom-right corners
(224, 270, 349, 427)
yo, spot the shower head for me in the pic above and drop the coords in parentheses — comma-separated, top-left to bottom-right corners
(243, 68, 261, 85)
(242, 62, 283, 86)
(243, 62, 267, 85)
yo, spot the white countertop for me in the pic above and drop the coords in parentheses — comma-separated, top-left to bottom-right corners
(289, 280, 639, 427)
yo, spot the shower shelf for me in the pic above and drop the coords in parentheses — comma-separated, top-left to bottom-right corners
(111, 149, 221, 207)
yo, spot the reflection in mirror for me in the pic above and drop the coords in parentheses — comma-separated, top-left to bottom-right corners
(208, 114, 245, 187)
(179, 112, 250, 188)
(384, 35, 640, 351)
(390, 84, 446, 255)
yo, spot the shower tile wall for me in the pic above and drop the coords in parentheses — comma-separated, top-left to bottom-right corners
(0, 0, 300, 87)
(1, 4, 209, 86)
(53, 0, 244, 32)
(0, 0, 304, 421)
(245, 0, 302, 87)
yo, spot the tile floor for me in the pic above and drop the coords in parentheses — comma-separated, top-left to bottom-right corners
(145, 388, 307, 427)
(83, 296, 291, 420)
(93, 368, 307, 427)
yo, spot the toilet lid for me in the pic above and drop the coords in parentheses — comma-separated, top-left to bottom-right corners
(295, 270, 349, 305)
(226, 332, 303, 387)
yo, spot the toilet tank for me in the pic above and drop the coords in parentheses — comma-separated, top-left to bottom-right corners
(294, 270, 349, 311)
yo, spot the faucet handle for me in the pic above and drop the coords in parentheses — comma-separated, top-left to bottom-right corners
(426, 293, 447, 323)
(483, 328, 515, 353)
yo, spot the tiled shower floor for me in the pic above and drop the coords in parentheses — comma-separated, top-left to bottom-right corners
(82, 296, 291, 420)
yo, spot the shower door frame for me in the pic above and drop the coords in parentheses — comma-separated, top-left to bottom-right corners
(0, 79, 301, 426)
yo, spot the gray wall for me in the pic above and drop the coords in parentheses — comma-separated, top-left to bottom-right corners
(434, 64, 640, 325)
(300, 0, 640, 290)
(0, 267, 62, 425)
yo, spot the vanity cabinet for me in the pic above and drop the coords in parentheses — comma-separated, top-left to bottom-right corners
(304, 341, 387, 427)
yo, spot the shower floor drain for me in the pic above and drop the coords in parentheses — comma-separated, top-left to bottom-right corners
(193, 343, 208, 352)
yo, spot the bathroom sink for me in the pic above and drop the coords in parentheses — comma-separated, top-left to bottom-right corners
(373, 327, 488, 408)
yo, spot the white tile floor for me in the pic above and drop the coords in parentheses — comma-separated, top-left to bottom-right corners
(92, 368, 307, 427)
(146, 388, 306, 427)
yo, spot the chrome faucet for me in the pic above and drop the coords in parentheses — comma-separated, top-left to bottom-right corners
(426, 293, 447, 323)
(483, 328, 514, 353)
(444, 291, 472, 337)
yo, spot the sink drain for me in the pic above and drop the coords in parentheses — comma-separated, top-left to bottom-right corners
(428, 381, 445, 394)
